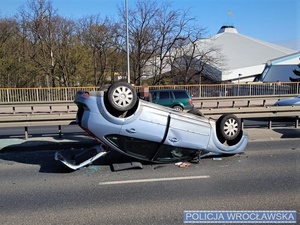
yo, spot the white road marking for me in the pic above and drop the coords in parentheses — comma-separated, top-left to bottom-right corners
(99, 175, 210, 185)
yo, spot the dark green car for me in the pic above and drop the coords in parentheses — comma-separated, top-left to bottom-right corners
(150, 89, 194, 111)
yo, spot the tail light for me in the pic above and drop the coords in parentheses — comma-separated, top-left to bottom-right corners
(82, 92, 90, 98)
(189, 98, 193, 104)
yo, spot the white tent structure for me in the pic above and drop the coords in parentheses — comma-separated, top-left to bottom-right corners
(195, 26, 298, 82)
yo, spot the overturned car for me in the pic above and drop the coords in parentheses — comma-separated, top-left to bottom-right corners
(55, 82, 248, 170)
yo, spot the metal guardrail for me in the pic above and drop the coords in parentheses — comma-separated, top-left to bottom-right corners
(0, 101, 77, 114)
(1, 95, 300, 139)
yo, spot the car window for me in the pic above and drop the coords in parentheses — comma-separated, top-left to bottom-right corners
(159, 91, 170, 100)
(173, 91, 188, 99)
(106, 134, 158, 160)
(105, 134, 197, 163)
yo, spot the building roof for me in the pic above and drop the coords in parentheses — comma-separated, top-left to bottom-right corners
(259, 51, 300, 82)
(196, 26, 298, 81)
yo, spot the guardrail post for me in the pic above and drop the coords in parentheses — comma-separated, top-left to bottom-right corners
(25, 126, 28, 140)
(58, 125, 62, 138)
(268, 120, 272, 129)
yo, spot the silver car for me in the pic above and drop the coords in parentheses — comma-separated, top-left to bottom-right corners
(274, 96, 300, 106)
(56, 82, 248, 170)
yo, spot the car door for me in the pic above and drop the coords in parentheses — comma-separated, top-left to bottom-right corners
(164, 112, 211, 150)
(120, 104, 169, 143)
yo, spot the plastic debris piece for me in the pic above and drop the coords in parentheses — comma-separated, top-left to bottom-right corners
(212, 157, 222, 161)
(175, 162, 183, 166)
(179, 162, 191, 168)
(111, 162, 143, 171)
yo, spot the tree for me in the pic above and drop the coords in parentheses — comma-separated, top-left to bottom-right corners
(54, 17, 81, 87)
(18, 0, 60, 87)
(0, 18, 21, 87)
(119, 0, 217, 85)
(169, 34, 224, 84)
(151, 4, 199, 85)
(0, 0, 225, 87)
(117, 0, 160, 85)
(79, 15, 119, 86)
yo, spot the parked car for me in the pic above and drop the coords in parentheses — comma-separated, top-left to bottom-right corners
(274, 96, 300, 106)
(149, 89, 194, 111)
(55, 82, 248, 170)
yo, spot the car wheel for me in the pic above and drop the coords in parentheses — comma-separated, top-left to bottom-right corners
(107, 82, 137, 112)
(172, 105, 183, 111)
(187, 108, 204, 117)
(226, 130, 243, 146)
(217, 114, 241, 141)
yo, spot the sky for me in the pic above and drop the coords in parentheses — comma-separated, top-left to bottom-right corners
(1, 0, 300, 50)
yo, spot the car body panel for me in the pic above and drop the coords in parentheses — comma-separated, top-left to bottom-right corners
(120, 105, 169, 143)
(166, 113, 211, 150)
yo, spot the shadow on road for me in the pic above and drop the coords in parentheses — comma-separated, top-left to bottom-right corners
(0, 140, 145, 174)
(272, 128, 300, 138)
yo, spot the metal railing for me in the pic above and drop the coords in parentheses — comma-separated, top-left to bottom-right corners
(0, 82, 299, 103)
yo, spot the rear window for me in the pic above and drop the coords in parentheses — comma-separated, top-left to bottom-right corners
(173, 91, 189, 99)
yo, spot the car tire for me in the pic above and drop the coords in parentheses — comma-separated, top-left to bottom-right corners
(226, 130, 243, 146)
(172, 105, 183, 111)
(107, 82, 137, 112)
(187, 108, 204, 117)
(217, 114, 241, 141)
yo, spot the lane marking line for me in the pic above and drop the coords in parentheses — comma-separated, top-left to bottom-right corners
(99, 175, 210, 185)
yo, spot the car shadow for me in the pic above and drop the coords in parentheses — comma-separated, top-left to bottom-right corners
(272, 128, 300, 138)
(0, 139, 148, 174)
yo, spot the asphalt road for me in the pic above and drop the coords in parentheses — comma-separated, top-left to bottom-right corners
(0, 137, 299, 225)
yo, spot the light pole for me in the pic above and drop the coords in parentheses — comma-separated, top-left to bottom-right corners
(238, 73, 242, 96)
(126, 0, 130, 83)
